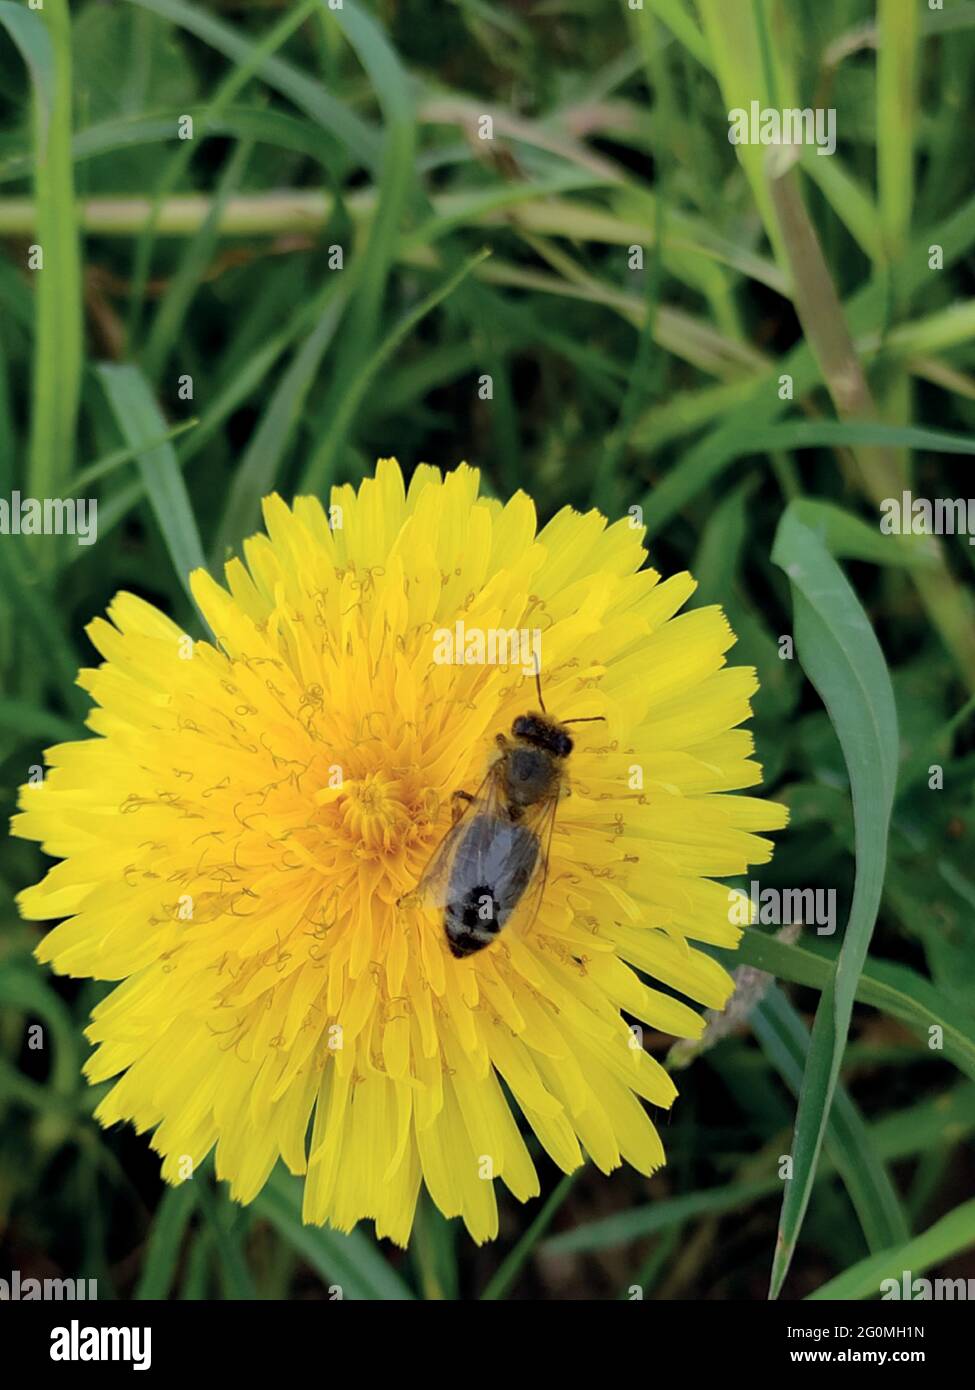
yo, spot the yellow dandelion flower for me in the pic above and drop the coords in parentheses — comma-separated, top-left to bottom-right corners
(14, 459, 786, 1246)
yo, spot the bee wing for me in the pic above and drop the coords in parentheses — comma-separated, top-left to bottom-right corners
(505, 787, 560, 936)
(412, 764, 506, 908)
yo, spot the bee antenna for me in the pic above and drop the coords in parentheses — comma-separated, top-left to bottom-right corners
(533, 653, 547, 714)
(562, 715, 606, 725)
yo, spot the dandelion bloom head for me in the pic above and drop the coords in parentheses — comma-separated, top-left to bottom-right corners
(14, 460, 786, 1245)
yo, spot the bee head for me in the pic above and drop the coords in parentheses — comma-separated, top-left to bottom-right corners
(511, 713, 573, 758)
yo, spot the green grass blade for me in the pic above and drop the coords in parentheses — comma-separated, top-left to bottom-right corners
(197, 1183, 258, 1300)
(214, 282, 348, 559)
(96, 362, 206, 597)
(871, 1085, 975, 1164)
(177, 301, 329, 467)
(253, 1167, 415, 1301)
(784, 497, 933, 568)
(643, 420, 975, 540)
(695, 0, 792, 270)
(897, 691, 975, 800)
(124, 0, 378, 168)
(0, 697, 80, 742)
(753, 986, 910, 1254)
(544, 1179, 778, 1257)
(321, 0, 416, 352)
(544, 1080, 975, 1261)
(877, 0, 919, 263)
(0, 542, 87, 714)
(410, 1195, 458, 1301)
(300, 247, 490, 493)
(766, 504, 899, 1298)
(141, 137, 252, 379)
(124, 0, 320, 349)
(74, 419, 199, 491)
(0, 106, 332, 186)
(735, 928, 975, 1086)
(134, 1181, 197, 1299)
(643, 0, 711, 69)
(0, 964, 80, 1098)
(480, 1171, 579, 1300)
(0, 0, 82, 509)
(808, 1198, 975, 1301)
(800, 151, 883, 265)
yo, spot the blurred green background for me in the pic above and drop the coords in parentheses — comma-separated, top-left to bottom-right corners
(1, 0, 975, 1300)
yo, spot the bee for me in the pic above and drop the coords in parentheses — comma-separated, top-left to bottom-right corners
(410, 670, 604, 958)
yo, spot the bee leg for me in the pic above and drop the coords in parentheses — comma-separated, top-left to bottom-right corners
(450, 789, 475, 824)
(495, 733, 509, 750)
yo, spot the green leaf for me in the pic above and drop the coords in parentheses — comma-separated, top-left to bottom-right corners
(785, 498, 934, 569)
(0, 108, 334, 186)
(141, 137, 253, 380)
(178, 300, 327, 468)
(74, 418, 199, 492)
(300, 247, 490, 492)
(124, 0, 320, 348)
(695, 0, 793, 270)
(480, 1171, 579, 1300)
(752, 986, 910, 1255)
(897, 690, 975, 800)
(253, 1167, 415, 1301)
(320, 0, 416, 351)
(135, 1182, 197, 1299)
(0, 0, 82, 508)
(96, 362, 206, 597)
(0, 541, 87, 713)
(179, 1230, 213, 1300)
(877, 0, 919, 261)
(411, 1194, 459, 1301)
(125, 0, 378, 168)
(214, 282, 348, 557)
(542, 1083, 975, 1259)
(197, 1182, 258, 1300)
(288, 0, 418, 495)
(735, 928, 975, 1086)
(544, 1178, 777, 1256)
(640, 0, 711, 70)
(766, 504, 898, 1298)
(643, 421, 975, 540)
(0, 3, 55, 131)
(808, 1198, 975, 1300)
(0, 965, 80, 1098)
(0, 697, 80, 743)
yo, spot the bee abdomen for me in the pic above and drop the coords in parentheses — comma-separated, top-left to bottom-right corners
(444, 814, 539, 957)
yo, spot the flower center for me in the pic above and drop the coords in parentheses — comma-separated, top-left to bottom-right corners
(340, 771, 412, 852)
